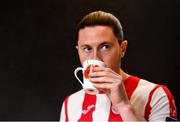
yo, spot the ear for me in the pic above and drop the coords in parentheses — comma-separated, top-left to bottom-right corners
(120, 40, 128, 58)
(76, 45, 78, 50)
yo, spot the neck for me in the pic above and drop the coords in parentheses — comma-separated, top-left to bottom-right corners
(119, 68, 130, 82)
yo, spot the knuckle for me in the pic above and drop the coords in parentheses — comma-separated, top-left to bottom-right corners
(106, 68, 111, 72)
(104, 68, 111, 74)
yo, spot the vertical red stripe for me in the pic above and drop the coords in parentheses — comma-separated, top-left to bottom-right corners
(124, 76, 140, 99)
(108, 104, 123, 121)
(145, 85, 160, 121)
(78, 93, 96, 121)
(161, 85, 177, 119)
(64, 96, 69, 122)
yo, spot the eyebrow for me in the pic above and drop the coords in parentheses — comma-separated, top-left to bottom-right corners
(99, 41, 113, 46)
(79, 44, 90, 48)
(79, 40, 114, 48)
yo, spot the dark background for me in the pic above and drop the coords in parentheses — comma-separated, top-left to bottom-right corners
(0, 0, 179, 120)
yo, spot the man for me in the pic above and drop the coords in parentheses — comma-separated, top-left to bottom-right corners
(60, 11, 177, 121)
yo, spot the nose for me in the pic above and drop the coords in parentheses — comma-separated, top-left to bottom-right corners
(91, 50, 102, 61)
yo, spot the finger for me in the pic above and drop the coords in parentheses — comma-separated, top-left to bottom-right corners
(90, 70, 121, 81)
(89, 71, 106, 78)
(90, 76, 116, 84)
(90, 67, 115, 76)
(93, 82, 115, 89)
(92, 66, 105, 72)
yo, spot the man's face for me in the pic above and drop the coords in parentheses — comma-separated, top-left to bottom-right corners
(76, 25, 126, 74)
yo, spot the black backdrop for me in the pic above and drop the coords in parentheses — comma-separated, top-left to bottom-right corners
(0, 0, 179, 120)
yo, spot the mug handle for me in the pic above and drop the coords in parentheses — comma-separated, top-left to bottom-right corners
(74, 67, 84, 88)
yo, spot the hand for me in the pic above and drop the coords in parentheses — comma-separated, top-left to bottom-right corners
(89, 67, 145, 121)
(89, 67, 130, 107)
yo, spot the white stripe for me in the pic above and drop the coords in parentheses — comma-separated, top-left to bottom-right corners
(149, 87, 170, 121)
(67, 90, 85, 121)
(93, 94, 110, 122)
(60, 101, 65, 121)
(130, 79, 156, 118)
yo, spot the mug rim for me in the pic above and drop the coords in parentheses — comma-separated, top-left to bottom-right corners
(83, 59, 105, 66)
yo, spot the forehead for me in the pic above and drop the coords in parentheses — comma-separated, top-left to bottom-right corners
(78, 25, 117, 45)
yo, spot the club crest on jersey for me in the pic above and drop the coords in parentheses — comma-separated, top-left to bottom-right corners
(82, 104, 95, 115)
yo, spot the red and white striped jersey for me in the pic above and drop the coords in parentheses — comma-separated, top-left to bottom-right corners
(60, 76, 177, 121)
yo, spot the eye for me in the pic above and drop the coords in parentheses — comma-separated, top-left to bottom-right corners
(83, 47, 92, 53)
(101, 44, 110, 51)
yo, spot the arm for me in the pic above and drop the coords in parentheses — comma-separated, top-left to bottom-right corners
(147, 85, 177, 121)
(89, 67, 146, 121)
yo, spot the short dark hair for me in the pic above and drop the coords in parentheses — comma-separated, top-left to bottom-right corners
(76, 11, 124, 44)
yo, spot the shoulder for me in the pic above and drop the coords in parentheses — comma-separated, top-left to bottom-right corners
(134, 77, 171, 100)
(137, 77, 173, 99)
(135, 77, 177, 120)
(128, 76, 177, 120)
(68, 89, 85, 98)
(125, 76, 158, 94)
(127, 76, 174, 107)
(138, 77, 157, 88)
(63, 89, 85, 104)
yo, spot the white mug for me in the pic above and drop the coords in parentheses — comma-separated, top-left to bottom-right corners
(74, 60, 107, 94)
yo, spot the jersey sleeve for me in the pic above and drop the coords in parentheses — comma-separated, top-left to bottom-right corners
(148, 85, 177, 121)
(60, 96, 69, 122)
(60, 101, 65, 121)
